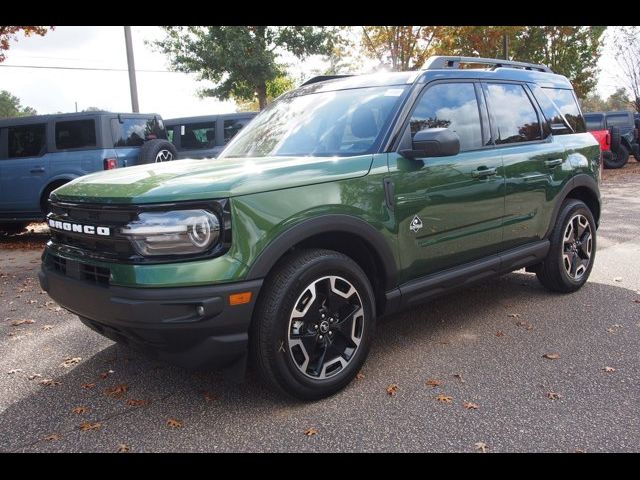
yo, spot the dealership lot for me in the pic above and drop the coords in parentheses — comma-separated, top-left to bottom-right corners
(1, 167, 639, 453)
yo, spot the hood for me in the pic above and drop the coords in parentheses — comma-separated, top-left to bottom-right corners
(52, 155, 374, 204)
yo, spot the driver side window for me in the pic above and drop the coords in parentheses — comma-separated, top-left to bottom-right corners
(485, 83, 542, 144)
(410, 82, 483, 152)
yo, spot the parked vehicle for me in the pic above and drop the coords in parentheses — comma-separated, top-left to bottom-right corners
(0, 111, 174, 233)
(40, 56, 601, 400)
(584, 111, 639, 168)
(590, 129, 612, 172)
(165, 113, 257, 159)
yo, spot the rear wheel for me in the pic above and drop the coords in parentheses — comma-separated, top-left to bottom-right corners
(250, 249, 375, 401)
(138, 139, 178, 164)
(536, 199, 596, 293)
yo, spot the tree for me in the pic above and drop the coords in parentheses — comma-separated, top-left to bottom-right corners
(511, 26, 606, 98)
(154, 26, 337, 110)
(360, 26, 442, 71)
(579, 93, 608, 112)
(234, 74, 295, 112)
(0, 26, 53, 62)
(0, 90, 37, 118)
(610, 26, 640, 112)
(437, 26, 521, 59)
(605, 87, 633, 111)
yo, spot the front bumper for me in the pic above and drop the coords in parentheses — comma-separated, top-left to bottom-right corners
(39, 262, 262, 370)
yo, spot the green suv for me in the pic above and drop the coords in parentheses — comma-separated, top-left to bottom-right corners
(39, 56, 601, 400)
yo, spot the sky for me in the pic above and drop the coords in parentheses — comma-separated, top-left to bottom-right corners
(0, 26, 625, 119)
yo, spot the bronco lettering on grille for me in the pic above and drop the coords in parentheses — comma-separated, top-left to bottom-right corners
(48, 219, 111, 236)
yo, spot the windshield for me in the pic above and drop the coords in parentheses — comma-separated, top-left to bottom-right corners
(219, 86, 409, 158)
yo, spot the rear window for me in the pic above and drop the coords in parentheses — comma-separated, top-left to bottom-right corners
(584, 115, 604, 131)
(55, 119, 96, 149)
(541, 88, 586, 133)
(111, 117, 166, 147)
(223, 117, 253, 144)
(7, 124, 46, 158)
(606, 114, 631, 127)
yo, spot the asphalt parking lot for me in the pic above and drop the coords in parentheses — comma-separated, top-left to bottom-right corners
(1, 165, 639, 453)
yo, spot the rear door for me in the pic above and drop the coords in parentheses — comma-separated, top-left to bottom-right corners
(0, 122, 49, 214)
(175, 121, 217, 159)
(49, 118, 103, 178)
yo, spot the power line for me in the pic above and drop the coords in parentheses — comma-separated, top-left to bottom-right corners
(0, 64, 178, 73)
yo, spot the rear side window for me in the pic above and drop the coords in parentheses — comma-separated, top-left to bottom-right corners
(167, 128, 174, 143)
(111, 117, 166, 147)
(223, 117, 252, 144)
(55, 119, 96, 149)
(8, 124, 46, 158)
(541, 88, 586, 133)
(485, 83, 541, 144)
(179, 122, 215, 150)
(606, 114, 631, 127)
(410, 82, 483, 152)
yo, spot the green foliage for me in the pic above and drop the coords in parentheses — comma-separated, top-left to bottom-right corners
(0, 26, 53, 62)
(0, 90, 37, 119)
(361, 26, 441, 71)
(235, 75, 295, 112)
(579, 88, 633, 113)
(154, 26, 337, 110)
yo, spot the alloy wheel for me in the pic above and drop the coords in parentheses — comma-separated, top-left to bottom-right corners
(562, 214, 592, 280)
(155, 150, 174, 162)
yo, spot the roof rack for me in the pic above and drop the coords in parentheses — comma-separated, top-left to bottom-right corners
(424, 56, 553, 73)
(300, 74, 353, 86)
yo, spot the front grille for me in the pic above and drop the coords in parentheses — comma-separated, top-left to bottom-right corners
(44, 253, 111, 287)
(48, 200, 138, 261)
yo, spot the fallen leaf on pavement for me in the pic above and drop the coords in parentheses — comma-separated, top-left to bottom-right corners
(543, 353, 560, 360)
(436, 394, 453, 403)
(547, 392, 561, 400)
(516, 320, 534, 330)
(44, 433, 61, 441)
(633, 299, 640, 304)
(495, 330, 505, 337)
(426, 379, 441, 387)
(356, 372, 365, 380)
(603, 366, 616, 373)
(126, 399, 148, 407)
(386, 384, 399, 396)
(41, 325, 54, 331)
(79, 421, 102, 431)
(27, 373, 42, 380)
(39, 378, 61, 386)
(82, 383, 96, 389)
(72, 406, 89, 414)
(304, 427, 318, 436)
(6, 369, 22, 375)
(463, 402, 479, 409)
(475, 442, 489, 453)
(453, 373, 465, 383)
(117, 444, 130, 453)
(11, 319, 34, 326)
(166, 418, 183, 429)
(614, 277, 622, 282)
(105, 384, 128, 398)
(60, 357, 82, 368)
(99, 371, 113, 379)
(508, 313, 521, 318)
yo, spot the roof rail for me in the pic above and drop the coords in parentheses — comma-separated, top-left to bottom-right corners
(300, 74, 353, 86)
(424, 56, 553, 73)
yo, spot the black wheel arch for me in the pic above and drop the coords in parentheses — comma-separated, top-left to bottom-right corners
(245, 215, 398, 299)
(40, 179, 72, 214)
(544, 174, 601, 239)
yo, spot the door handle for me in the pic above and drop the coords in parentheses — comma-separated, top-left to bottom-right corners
(30, 167, 45, 173)
(544, 158, 563, 168)
(472, 167, 497, 178)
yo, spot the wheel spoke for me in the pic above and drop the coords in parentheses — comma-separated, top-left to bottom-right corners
(570, 252, 579, 277)
(579, 231, 592, 258)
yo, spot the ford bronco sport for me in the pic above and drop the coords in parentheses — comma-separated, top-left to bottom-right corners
(39, 56, 601, 400)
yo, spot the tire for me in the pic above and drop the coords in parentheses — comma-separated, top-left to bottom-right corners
(138, 139, 178, 165)
(631, 143, 640, 161)
(536, 199, 596, 293)
(609, 126, 621, 152)
(250, 248, 376, 401)
(40, 181, 68, 215)
(605, 144, 629, 169)
(0, 222, 28, 235)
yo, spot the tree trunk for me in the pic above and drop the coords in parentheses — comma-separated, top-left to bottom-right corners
(257, 83, 268, 110)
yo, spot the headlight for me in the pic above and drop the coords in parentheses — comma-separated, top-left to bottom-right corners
(121, 210, 220, 256)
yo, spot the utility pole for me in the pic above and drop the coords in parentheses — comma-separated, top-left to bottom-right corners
(502, 34, 510, 60)
(75, 101, 78, 112)
(124, 26, 140, 113)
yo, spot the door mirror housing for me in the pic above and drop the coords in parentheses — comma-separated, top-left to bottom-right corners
(401, 128, 460, 159)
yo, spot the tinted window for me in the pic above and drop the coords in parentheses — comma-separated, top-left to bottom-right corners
(220, 86, 408, 158)
(111, 117, 166, 147)
(180, 122, 215, 150)
(606, 113, 631, 127)
(55, 119, 96, 149)
(224, 117, 253, 144)
(8, 124, 46, 158)
(542, 88, 587, 133)
(410, 83, 482, 152)
(486, 83, 541, 144)
(584, 114, 604, 131)
(167, 128, 174, 143)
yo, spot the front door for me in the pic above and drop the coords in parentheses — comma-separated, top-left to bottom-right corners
(389, 81, 505, 283)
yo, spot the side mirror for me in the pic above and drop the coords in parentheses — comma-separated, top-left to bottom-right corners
(401, 128, 460, 159)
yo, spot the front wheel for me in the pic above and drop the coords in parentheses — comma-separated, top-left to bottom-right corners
(536, 199, 596, 293)
(250, 249, 375, 401)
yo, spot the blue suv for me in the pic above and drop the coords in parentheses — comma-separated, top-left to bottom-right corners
(0, 111, 174, 233)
